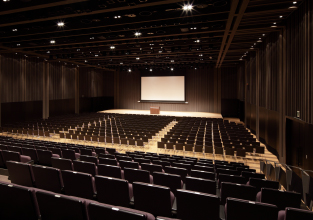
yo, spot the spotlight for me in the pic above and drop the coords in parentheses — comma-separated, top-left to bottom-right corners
(171, 68, 174, 71)
(149, 68, 153, 72)
(50, 40, 55, 44)
(134, 32, 142, 37)
(110, 45, 115, 50)
(12, 29, 17, 32)
(183, 4, 193, 11)
(171, 60, 174, 62)
(136, 57, 140, 60)
(57, 22, 65, 27)
(128, 68, 132, 72)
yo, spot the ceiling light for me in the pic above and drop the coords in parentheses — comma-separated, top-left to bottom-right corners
(16, 44, 20, 46)
(120, 62, 123, 64)
(273, 22, 277, 25)
(128, 68, 132, 72)
(149, 68, 153, 72)
(77, 49, 80, 51)
(134, 32, 142, 37)
(293, 1, 297, 4)
(150, 44, 154, 46)
(3, 0, 10, 2)
(239, 58, 243, 61)
(110, 45, 115, 49)
(136, 57, 140, 60)
(171, 60, 174, 62)
(47, 51, 50, 53)
(12, 29, 17, 32)
(199, 54, 203, 57)
(90, 37, 94, 40)
(95, 54, 99, 57)
(279, 16, 283, 18)
(50, 40, 55, 44)
(57, 22, 64, 27)
(85, 60, 88, 63)
(183, 4, 193, 11)
(195, 39, 200, 43)
(114, 16, 121, 19)
(171, 68, 174, 71)
(262, 34, 266, 36)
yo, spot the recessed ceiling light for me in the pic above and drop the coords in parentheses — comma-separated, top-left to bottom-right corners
(50, 40, 55, 44)
(120, 62, 123, 64)
(134, 32, 142, 37)
(171, 60, 174, 62)
(171, 68, 174, 71)
(128, 68, 132, 72)
(149, 68, 153, 72)
(136, 57, 140, 60)
(12, 29, 17, 32)
(85, 60, 88, 62)
(195, 39, 200, 43)
(110, 45, 115, 49)
(47, 51, 50, 53)
(293, 1, 297, 4)
(17, 44, 20, 46)
(199, 54, 203, 57)
(147, 33, 154, 35)
(57, 22, 64, 27)
(183, 4, 193, 11)
(3, 0, 10, 2)
(90, 37, 94, 40)
(279, 16, 283, 18)
(114, 15, 121, 19)
(95, 54, 99, 57)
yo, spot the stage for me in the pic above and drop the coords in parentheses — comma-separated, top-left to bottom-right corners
(98, 109, 223, 118)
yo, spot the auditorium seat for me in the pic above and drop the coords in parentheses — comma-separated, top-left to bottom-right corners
(97, 164, 124, 179)
(80, 148, 96, 156)
(51, 157, 74, 170)
(61, 170, 96, 200)
(220, 182, 257, 205)
(95, 175, 133, 207)
(185, 176, 216, 195)
(141, 163, 164, 174)
(236, 167, 256, 173)
(257, 188, 301, 210)
(0, 182, 40, 220)
(190, 170, 215, 180)
(73, 160, 98, 176)
(133, 182, 174, 217)
(225, 197, 278, 220)
(116, 155, 133, 162)
(124, 167, 153, 184)
(193, 164, 215, 172)
(80, 155, 99, 165)
(134, 157, 151, 165)
(36, 190, 87, 220)
(94, 147, 106, 155)
(37, 149, 60, 166)
(99, 157, 119, 166)
(61, 149, 80, 160)
(119, 160, 140, 169)
(218, 173, 246, 188)
(99, 153, 115, 159)
(0, 150, 5, 168)
(248, 178, 279, 192)
(32, 165, 63, 193)
(164, 166, 188, 182)
(153, 172, 183, 195)
(277, 207, 313, 220)
(2, 150, 31, 166)
(6, 161, 34, 187)
(88, 202, 155, 220)
(176, 189, 220, 220)
(241, 171, 265, 182)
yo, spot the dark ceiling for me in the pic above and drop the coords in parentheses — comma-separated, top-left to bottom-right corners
(0, 0, 303, 71)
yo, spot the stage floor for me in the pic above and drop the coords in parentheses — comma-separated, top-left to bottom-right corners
(98, 109, 223, 118)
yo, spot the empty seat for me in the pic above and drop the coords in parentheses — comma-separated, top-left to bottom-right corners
(277, 207, 313, 220)
(133, 182, 174, 217)
(0, 150, 5, 168)
(61, 170, 96, 200)
(185, 176, 216, 195)
(141, 163, 163, 174)
(0, 182, 39, 220)
(153, 172, 183, 195)
(6, 161, 34, 187)
(73, 160, 97, 176)
(37, 149, 60, 166)
(193, 165, 215, 172)
(124, 167, 153, 184)
(220, 182, 257, 205)
(237, 167, 256, 173)
(51, 157, 74, 170)
(248, 178, 279, 192)
(99, 157, 119, 166)
(190, 170, 215, 181)
(62, 149, 80, 160)
(225, 197, 278, 220)
(2, 150, 31, 166)
(176, 189, 220, 220)
(257, 188, 301, 210)
(88, 202, 155, 220)
(98, 164, 124, 179)
(116, 155, 133, 162)
(80, 148, 96, 156)
(32, 165, 63, 193)
(164, 166, 188, 182)
(99, 153, 115, 159)
(241, 171, 265, 182)
(80, 155, 99, 165)
(36, 190, 87, 220)
(95, 175, 132, 207)
(216, 168, 240, 178)
(119, 160, 140, 169)
(218, 174, 246, 188)
(134, 158, 151, 165)
(21, 148, 39, 163)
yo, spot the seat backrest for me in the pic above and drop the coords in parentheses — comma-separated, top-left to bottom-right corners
(116, 155, 133, 162)
(61, 170, 96, 200)
(225, 197, 278, 220)
(32, 165, 63, 193)
(73, 160, 97, 176)
(99, 157, 119, 166)
(216, 168, 240, 178)
(51, 157, 73, 170)
(141, 163, 163, 174)
(193, 165, 215, 173)
(97, 164, 123, 179)
(37, 149, 54, 166)
(94, 147, 106, 155)
(0, 182, 39, 220)
(220, 182, 257, 205)
(249, 178, 279, 192)
(62, 149, 77, 160)
(36, 190, 86, 220)
(80, 155, 98, 165)
(95, 175, 131, 207)
(6, 161, 34, 187)
(284, 207, 313, 220)
(21, 147, 38, 163)
(241, 171, 265, 182)
(2, 150, 21, 164)
(190, 170, 215, 181)
(153, 172, 183, 195)
(185, 176, 216, 195)
(80, 148, 93, 156)
(176, 189, 220, 220)
(164, 166, 188, 182)
(260, 188, 301, 210)
(7, 146, 22, 154)
(119, 160, 140, 169)
(133, 182, 173, 217)
(0, 150, 5, 168)
(134, 158, 151, 165)
(172, 163, 192, 174)
(124, 168, 151, 184)
(237, 167, 256, 173)
(218, 174, 247, 188)
(88, 202, 153, 220)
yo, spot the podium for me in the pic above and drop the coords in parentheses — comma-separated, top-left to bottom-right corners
(150, 106, 160, 114)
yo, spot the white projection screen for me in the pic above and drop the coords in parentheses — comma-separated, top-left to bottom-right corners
(141, 76, 185, 102)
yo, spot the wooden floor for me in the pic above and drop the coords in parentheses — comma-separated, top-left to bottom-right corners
(98, 109, 223, 118)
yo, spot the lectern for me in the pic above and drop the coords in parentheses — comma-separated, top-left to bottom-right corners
(150, 106, 160, 114)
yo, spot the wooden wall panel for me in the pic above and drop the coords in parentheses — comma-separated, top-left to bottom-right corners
(117, 67, 217, 112)
(79, 68, 114, 98)
(0, 54, 43, 103)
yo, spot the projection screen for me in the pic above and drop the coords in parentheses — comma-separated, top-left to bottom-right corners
(141, 76, 185, 102)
